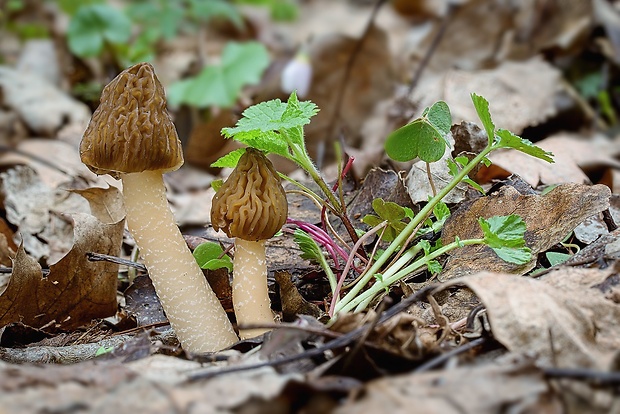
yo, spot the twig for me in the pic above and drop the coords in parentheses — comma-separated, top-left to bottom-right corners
(543, 367, 620, 386)
(407, 3, 457, 95)
(413, 337, 486, 373)
(86, 252, 147, 272)
(187, 284, 438, 381)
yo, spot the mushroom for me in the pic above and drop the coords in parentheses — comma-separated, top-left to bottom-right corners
(211, 148, 288, 339)
(80, 62, 238, 353)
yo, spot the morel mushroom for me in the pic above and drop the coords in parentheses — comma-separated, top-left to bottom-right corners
(80, 62, 238, 353)
(211, 148, 288, 339)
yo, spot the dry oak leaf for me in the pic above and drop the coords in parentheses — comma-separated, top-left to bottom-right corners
(440, 183, 611, 280)
(452, 268, 620, 370)
(0, 186, 125, 331)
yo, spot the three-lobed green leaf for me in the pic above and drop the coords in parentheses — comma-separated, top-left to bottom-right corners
(193, 242, 233, 272)
(479, 215, 531, 264)
(385, 101, 452, 163)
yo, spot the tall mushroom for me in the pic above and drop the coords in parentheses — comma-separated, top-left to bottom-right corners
(80, 62, 238, 353)
(211, 148, 288, 339)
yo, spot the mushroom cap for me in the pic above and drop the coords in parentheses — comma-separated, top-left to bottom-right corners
(211, 148, 288, 241)
(80, 62, 183, 179)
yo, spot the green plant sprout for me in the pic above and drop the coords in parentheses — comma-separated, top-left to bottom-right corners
(213, 92, 554, 318)
(192, 241, 233, 272)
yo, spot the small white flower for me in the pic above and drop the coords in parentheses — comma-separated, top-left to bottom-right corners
(281, 51, 312, 98)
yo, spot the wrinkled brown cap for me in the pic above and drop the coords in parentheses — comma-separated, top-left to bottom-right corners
(80, 62, 183, 179)
(211, 149, 288, 241)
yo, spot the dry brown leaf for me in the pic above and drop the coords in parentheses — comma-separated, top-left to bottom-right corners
(336, 357, 558, 414)
(441, 183, 611, 279)
(0, 186, 125, 331)
(478, 134, 620, 186)
(455, 268, 620, 369)
(413, 57, 561, 135)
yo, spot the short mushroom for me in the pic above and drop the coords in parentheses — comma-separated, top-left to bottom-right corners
(80, 62, 238, 353)
(211, 148, 288, 339)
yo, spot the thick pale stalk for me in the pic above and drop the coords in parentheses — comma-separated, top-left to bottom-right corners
(233, 238, 273, 339)
(122, 171, 238, 352)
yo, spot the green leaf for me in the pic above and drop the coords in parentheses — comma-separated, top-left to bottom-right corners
(193, 242, 232, 272)
(167, 41, 270, 108)
(419, 239, 431, 255)
(427, 260, 442, 275)
(494, 129, 554, 163)
(222, 92, 319, 136)
(433, 201, 450, 222)
(471, 93, 495, 145)
(211, 148, 246, 168)
(479, 215, 531, 265)
(546, 251, 571, 267)
(211, 179, 224, 192)
(462, 177, 485, 193)
(293, 229, 324, 262)
(67, 4, 132, 58)
(385, 101, 452, 163)
(362, 198, 410, 242)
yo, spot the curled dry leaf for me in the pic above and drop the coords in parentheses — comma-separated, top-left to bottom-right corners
(0, 186, 125, 331)
(336, 356, 556, 414)
(440, 183, 611, 280)
(453, 268, 620, 370)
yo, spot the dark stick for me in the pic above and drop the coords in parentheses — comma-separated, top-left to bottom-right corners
(86, 252, 147, 272)
(186, 284, 438, 381)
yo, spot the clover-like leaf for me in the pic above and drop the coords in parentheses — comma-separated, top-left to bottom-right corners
(385, 101, 451, 162)
(193, 242, 232, 272)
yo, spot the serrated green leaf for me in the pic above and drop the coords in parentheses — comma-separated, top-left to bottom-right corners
(479, 215, 531, 265)
(419, 239, 431, 255)
(385, 101, 452, 163)
(67, 4, 131, 57)
(193, 242, 232, 272)
(223, 92, 319, 136)
(494, 129, 554, 163)
(454, 155, 469, 167)
(211, 148, 246, 168)
(293, 229, 324, 262)
(471, 93, 495, 145)
(433, 201, 450, 222)
(167, 41, 270, 108)
(491, 246, 532, 264)
(232, 130, 290, 158)
(427, 260, 442, 275)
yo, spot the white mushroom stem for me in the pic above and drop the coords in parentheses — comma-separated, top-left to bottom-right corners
(122, 170, 238, 352)
(232, 238, 274, 339)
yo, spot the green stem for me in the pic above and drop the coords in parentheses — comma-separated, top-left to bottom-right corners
(333, 145, 494, 315)
(339, 238, 485, 314)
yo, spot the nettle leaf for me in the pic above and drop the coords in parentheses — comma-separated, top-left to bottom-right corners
(495, 129, 554, 163)
(168, 41, 269, 108)
(385, 101, 452, 163)
(433, 201, 450, 222)
(293, 229, 324, 262)
(232, 130, 290, 158)
(68, 4, 131, 58)
(211, 148, 246, 168)
(427, 260, 442, 275)
(471, 93, 495, 145)
(223, 92, 319, 136)
(479, 215, 531, 265)
(193, 242, 232, 272)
